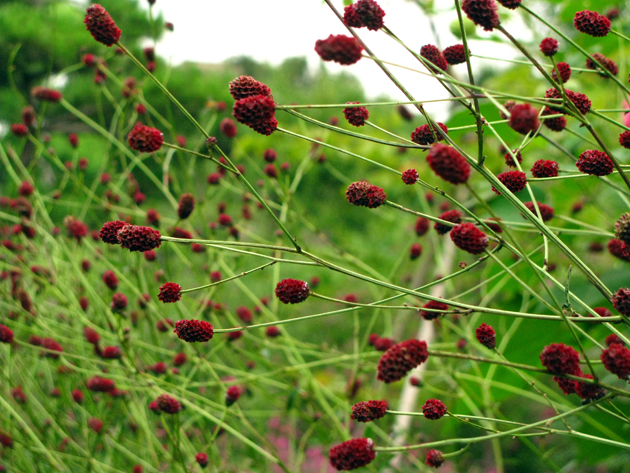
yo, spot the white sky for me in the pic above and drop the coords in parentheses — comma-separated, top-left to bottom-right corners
(145, 0, 521, 121)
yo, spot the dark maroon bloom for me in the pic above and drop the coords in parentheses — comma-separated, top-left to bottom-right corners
(32, 86, 62, 102)
(604, 333, 620, 344)
(226, 331, 243, 342)
(343, 4, 363, 27)
(531, 160, 559, 178)
(426, 449, 444, 468)
(523, 202, 554, 221)
(608, 239, 630, 262)
(158, 282, 181, 303)
(220, 118, 238, 138)
(88, 417, 103, 433)
(343, 102, 369, 127)
(176, 193, 194, 220)
(410, 243, 422, 260)
(443, 44, 467, 65)
(117, 224, 162, 252)
(346, 181, 387, 208)
(601, 342, 630, 379)
(128, 123, 163, 152)
(353, 0, 385, 30)
(411, 122, 448, 145)
(173, 352, 187, 366)
(374, 337, 395, 351)
(233, 94, 275, 127)
(397, 105, 413, 121)
(18, 181, 34, 196)
(402, 169, 419, 185)
(275, 278, 310, 304)
(84, 327, 100, 344)
(174, 319, 214, 342)
(620, 131, 630, 149)
(225, 385, 242, 406)
(111, 293, 127, 311)
(84, 4, 121, 46)
(615, 213, 630, 244)
(377, 339, 429, 383)
(351, 400, 387, 422)
(451, 223, 489, 254)
(493, 171, 526, 194)
(420, 300, 448, 320)
(229, 75, 272, 101)
(462, 0, 500, 31)
(427, 143, 470, 184)
(415, 217, 430, 236)
(315, 35, 363, 65)
(0, 324, 13, 344)
(497, 0, 520, 8)
(551, 62, 571, 84)
(434, 209, 462, 235)
(195, 453, 209, 468)
(509, 104, 540, 135)
(98, 220, 127, 245)
(540, 343, 581, 375)
(41, 338, 63, 359)
(613, 288, 630, 317)
(0, 432, 13, 448)
(11, 124, 28, 137)
(266, 326, 281, 338)
(99, 346, 121, 359)
(420, 44, 448, 74)
(503, 150, 522, 167)
(575, 374, 606, 400)
(586, 53, 618, 77)
(72, 389, 85, 403)
(87, 376, 115, 392)
(329, 438, 376, 471)
(102, 270, 118, 290)
(475, 323, 496, 348)
(574, 10, 611, 37)
(11, 386, 26, 404)
(576, 150, 613, 176)
(554, 375, 578, 395)
(156, 394, 182, 414)
(422, 398, 447, 420)
(539, 37, 559, 56)
(236, 306, 252, 324)
(545, 88, 591, 115)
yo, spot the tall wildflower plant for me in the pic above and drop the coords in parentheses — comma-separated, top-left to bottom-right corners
(1, 1, 630, 471)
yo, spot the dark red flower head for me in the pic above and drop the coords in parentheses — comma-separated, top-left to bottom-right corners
(523, 202, 554, 221)
(420, 44, 448, 74)
(0, 324, 14, 344)
(427, 143, 470, 184)
(615, 213, 630, 244)
(402, 169, 419, 185)
(509, 104, 540, 135)
(420, 300, 448, 320)
(576, 150, 613, 176)
(575, 374, 606, 400)
(31, 86, 62, 102)
(195, 453, 209, 468)
(158, 282, 182, 303)
(87, 376, 115, 392)
(111, 293, 128, 312)
(409, 242, 423, 260)
(99, 220, 125, 244)
(601, 342, 630, 379)
(450, 223, 489, 254)
(11, 124, 28, 137)
(493, 171, 526, 195)
(531, 160, 559, 178)
(475, 323, 496, 348)
(346, 181, 387, 208)
(72, 389, 85, 403)
(545, 88, 591, 115)
(586, 53, 618, 77)
(551, 62, 571, 84)
(613, 288, 630, 317)
(608, 238, 630, 262)
(462, 0, 500, 31)
(504, 150, 522, 167)
(351, 400, 387, 422)
(315, 35, 363, 66)
(275, 278, 310, 304)
(329, 438, 376, 471)
(411, 122, 448, 145)
(343, 4, 363, 27)
(426, 449, 444, 468)
(117, 224, 162, 252)
(343, 102, 369, 127)
(415, 216, 430, 236)
(156, 394, 182, 414)
(497, 0, 520, 8)
(540, 343, 581, 375)
(127, 123, 163, 152)
(220, 118, 238, 138)
(84, 327, 100, 344)
(574, 10, 611, 37)
(174, 319, 214, 342)
(102, 270, 119, 290)
(539, 37, 559, 56)
(353, 0, 386, 30)
(422, 399, 447, 420)
(41, 338, 63, 358)
(233, 94, 275, 128)
(84, 4, 121, 46)
(619, 131, 630, 149)
(225, 385, 242, 406)
(100, 346, 122, 359)
(177, 193, 195, 220)
(443, 44, 467, 65)
(434, 209, 462, 235)
(377, 339, 428, 383)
